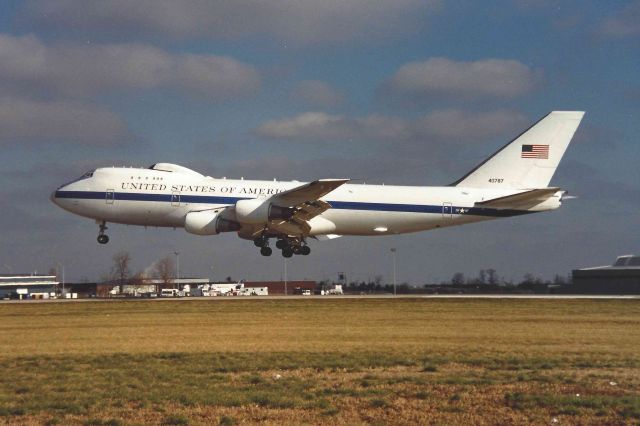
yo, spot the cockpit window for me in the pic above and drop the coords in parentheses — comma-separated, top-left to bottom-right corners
(57, 170, 96, 189)
(614, 257, 629, 266)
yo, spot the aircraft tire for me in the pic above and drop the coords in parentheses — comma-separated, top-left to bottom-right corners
(97, 235, 109, 244)
(260, 246, 272, 256)
(301, 246, 311, 255)
(282, 248, 293, 258)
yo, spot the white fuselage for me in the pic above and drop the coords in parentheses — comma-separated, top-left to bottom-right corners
(52, 166, 558, 240)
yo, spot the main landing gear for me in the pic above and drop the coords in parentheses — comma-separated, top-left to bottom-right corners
(254, 236, 272, 256)
(97, 221, 109, 244)
(254, 236, 311, 257)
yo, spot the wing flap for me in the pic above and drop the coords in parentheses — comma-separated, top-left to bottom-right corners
(475, 187, 561, 209)
(263, 180, 347, 237)
(273, 179, 349, 206)
(255, 180, 347, 238)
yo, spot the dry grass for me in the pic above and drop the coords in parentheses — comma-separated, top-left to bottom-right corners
(0, 298, 638, 424)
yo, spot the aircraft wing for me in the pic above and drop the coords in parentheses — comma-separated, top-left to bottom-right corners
(273, 179, 349, 206)
(265, 179, 349, 237)
(475, 187, 561, 209)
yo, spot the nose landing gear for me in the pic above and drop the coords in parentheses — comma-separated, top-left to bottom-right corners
(97, 221, 109, 244)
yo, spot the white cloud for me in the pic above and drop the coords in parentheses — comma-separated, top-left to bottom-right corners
(385, 57, 540, 101)
(413, 109, 528, 140)
(255, 109, 527, 143)
(18, 0, 440, 45)
(599, 0, 640, 37)
(291, 81, 344, 108)
(0, 34, 260, 99)
(0, 97, 131, 145)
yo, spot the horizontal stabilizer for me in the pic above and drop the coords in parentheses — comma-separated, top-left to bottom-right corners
(475, 187, 561, 209)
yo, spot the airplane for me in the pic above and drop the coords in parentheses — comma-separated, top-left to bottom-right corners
(51, 111, 584, 258)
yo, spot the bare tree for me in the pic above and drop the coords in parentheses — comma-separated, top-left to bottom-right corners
(521, 273, 542, 285)
(552, 274, 566, 285)
(129, 271, 145, 286)
(111, 251, 131, 287)
(486, 268, 499, 285)
(451, 272, 465, 285)
(154, 256, 175, 290)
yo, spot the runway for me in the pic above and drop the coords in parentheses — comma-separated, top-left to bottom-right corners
(2, 294, 638, 303)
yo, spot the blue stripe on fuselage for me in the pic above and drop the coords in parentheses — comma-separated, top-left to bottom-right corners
(53, 190, 531, 218)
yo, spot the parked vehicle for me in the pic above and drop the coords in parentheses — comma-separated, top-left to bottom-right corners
(160, 288, 180, 297)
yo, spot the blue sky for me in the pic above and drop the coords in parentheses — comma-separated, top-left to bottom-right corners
(1, 0, 638, 284)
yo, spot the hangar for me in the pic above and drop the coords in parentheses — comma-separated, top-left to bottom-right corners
(0, 274, 59, 299)
(570, 255, 640, 294)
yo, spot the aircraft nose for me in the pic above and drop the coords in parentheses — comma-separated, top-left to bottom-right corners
(50, 184, 68, 206)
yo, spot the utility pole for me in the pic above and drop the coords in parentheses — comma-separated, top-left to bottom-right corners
(174, 251, 180, 290)
(390, 248, 397, 296)
(284, 258, 288, 295)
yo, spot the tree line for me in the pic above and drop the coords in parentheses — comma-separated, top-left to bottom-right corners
(97, 251, 176, 296)
(321, 269, 572, 295)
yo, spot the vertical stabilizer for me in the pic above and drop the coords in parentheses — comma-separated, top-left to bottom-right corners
(453, 111, 584, 189)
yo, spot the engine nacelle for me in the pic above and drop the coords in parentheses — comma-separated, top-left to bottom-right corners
(184, 209, 240, 235)
(235, 199, 294, 224)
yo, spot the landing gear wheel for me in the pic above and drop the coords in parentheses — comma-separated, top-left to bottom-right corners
(292, 245, 302, 255)
(282, 248, 293, 258)
(275, 239, 287, 249)
(254, 237, 266, 247)
(97, 221, 109, 244)
(260, 246, 273, 256)
(300, 245, 311, 256)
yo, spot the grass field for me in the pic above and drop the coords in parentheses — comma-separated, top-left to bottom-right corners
(0, 298, 638, 425)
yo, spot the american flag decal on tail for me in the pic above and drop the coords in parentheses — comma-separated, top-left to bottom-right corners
(521, 144, 549, 159)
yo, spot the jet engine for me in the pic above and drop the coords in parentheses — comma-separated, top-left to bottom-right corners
(184, 209, 240, 235)
(235, 199, 294, 224)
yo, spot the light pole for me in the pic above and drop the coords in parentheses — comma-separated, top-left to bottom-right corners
(390, 248, 397, 296)
(283, 258, 288, 296)
(57, 262, 65, 298)
(174, 251, 180, 290)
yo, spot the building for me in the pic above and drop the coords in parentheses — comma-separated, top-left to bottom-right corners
(244, 280, 316, 295)
(570, 255, 640, 294)
(0, 274, 60, 299)
(64, 277, 213, 297)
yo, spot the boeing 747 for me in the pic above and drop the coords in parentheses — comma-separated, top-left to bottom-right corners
(51, 111, 584, 257)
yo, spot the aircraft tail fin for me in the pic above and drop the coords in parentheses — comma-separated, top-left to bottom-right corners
(452, 111, 585, 189)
